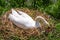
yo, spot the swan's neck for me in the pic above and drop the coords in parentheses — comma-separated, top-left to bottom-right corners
(35, 16, 49, 27)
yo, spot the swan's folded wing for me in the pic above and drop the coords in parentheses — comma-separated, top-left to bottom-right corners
(8, 14, 27, 25)
(11, 9, 20, 17)
(17, 10, 28, 16)
(8, 14, 19, 22)
(17, 10, 31, 18)
(17, 10, 35, 22)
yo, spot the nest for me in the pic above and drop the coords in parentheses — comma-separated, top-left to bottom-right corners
(0, 8, 53, 39)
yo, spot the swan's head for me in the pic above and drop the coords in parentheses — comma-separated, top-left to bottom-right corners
(35, 19, 41, 27)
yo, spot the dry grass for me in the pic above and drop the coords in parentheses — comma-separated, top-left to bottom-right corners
(0, 8, 55, 40)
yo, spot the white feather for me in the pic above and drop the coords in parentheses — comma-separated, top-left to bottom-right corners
(8, 9, 49, 29)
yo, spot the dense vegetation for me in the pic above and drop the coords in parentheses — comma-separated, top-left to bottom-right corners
(0, 0, 60, 40)
(0, 0, 60, 19)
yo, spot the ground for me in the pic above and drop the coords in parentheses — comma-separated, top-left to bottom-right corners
(0, 8, 58, 40)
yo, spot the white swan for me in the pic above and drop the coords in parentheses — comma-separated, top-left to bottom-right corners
(8, 9, 49, 29)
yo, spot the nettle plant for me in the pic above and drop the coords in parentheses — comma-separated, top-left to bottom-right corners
(45, 0, 60, 19)
(55, 23, 60, 31)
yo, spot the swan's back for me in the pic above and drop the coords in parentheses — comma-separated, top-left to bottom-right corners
(8, 9, 36, 29)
